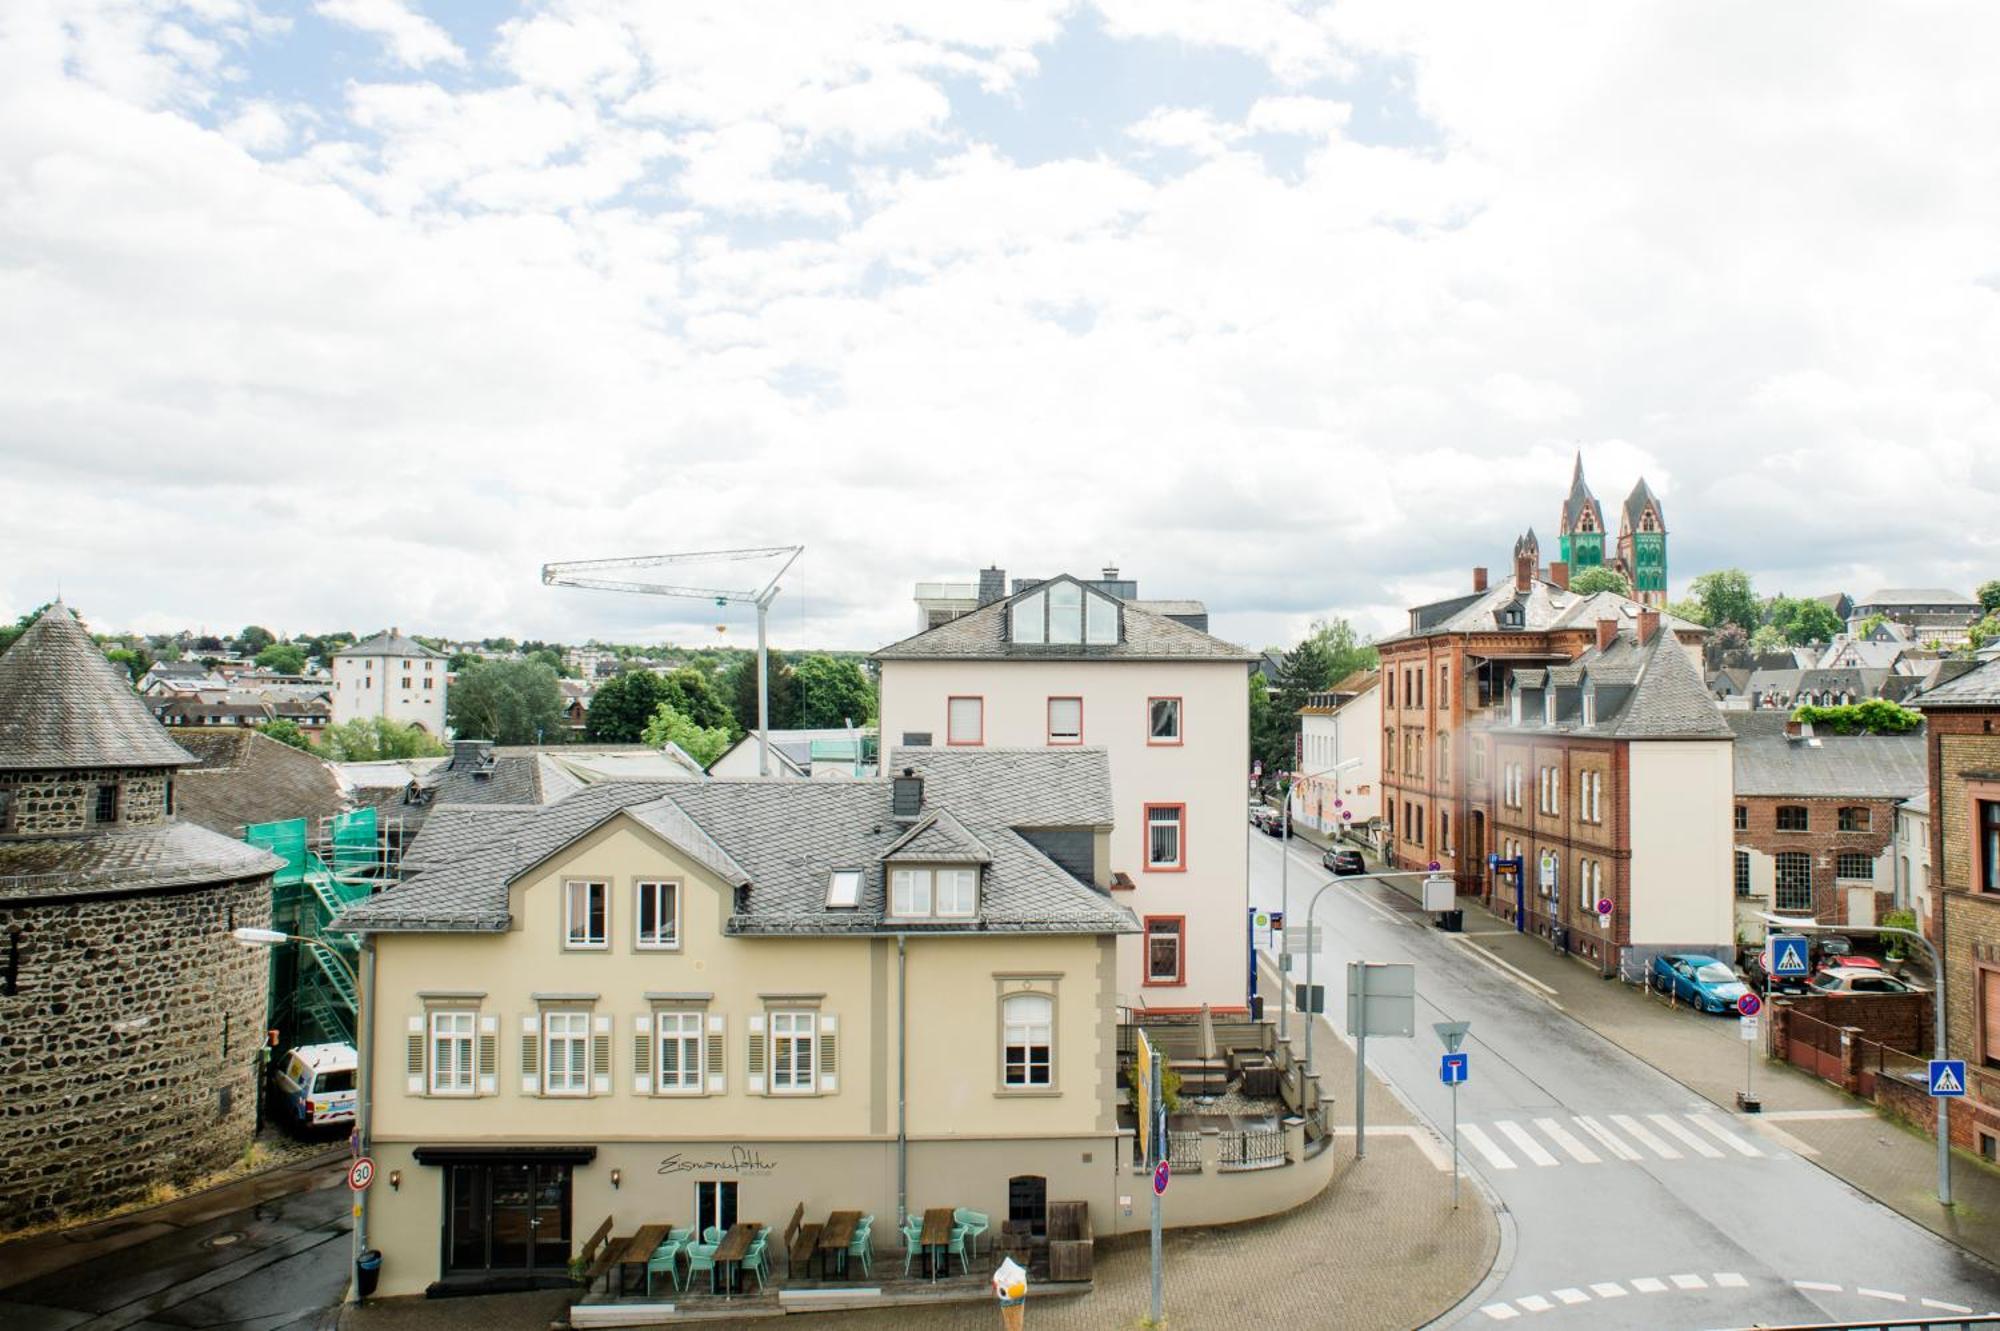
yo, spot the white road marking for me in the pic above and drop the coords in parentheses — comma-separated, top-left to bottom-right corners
(1573, 1115, 1643, 1161)
(1534, 1117, 1601, 1163)
(1329, 1124, 1453, 1170)
(1688, 1114, 1764, 1157)
(1496, 1120, 1560, 1167)
(1670, 1273, 1708, 1290)
(1459, 1123, 1518, 1170)
(1858, 1288, 1907, 1303)
(1447, 934, 1560, 994)
(1479, 1304, 1520, 1321)
(1760, 1108, 1877, 1121)
(1515, 1294, 1553, 1312)
(1630, 1277, 1668, 1293)
(1745, 1117, 1819, 1157)
(1793, 1281, 1842, 1293)
(1714, 1272, 1748, 1288)
(1588, 1282, 1627, 1299)
(1551, 1288, 1588, 1305)
(1611, 1113, 1682, 1159)
(1650, 1113, 1725, 1158)
(1922, 1298, 1974, 1313)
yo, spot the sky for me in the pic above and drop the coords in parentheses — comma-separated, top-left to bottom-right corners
(4, 1, 1998, 655)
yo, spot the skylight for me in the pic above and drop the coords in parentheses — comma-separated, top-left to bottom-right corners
(826, 868, 862, 909)
(1007, 579, 1120, 646)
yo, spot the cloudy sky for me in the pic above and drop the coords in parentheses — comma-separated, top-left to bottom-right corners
(4, 2, 1998, 654)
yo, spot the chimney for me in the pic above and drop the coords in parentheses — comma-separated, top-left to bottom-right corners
(1550, 561, 1570, 592)
(1596, 617, 1618, 653)
(891, 767, 924, 819)
(977, 567, 1007, 607)
(1637, 608, 1661, 645)
(1472, 566, 1488, 594)
(1514, 548, 1533, 593)
(391, 625, 400, 638)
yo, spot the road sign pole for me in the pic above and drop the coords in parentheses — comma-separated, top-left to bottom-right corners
(1354, 962, 1368, 1160)
(1450, 1079, 1460, 1209)
(1149, 1047, 1163, 1327)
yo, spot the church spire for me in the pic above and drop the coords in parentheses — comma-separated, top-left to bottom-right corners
(1558, 452, 1606, 570)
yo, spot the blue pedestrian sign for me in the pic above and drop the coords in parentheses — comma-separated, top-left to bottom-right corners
(1440, 1052, 1469, 1085)
(1929, 1060, 1967, 1098)
(1769, 933, 1811, 978)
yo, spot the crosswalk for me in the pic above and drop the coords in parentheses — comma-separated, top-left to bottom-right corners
(1454, 1111, 1766, 1170)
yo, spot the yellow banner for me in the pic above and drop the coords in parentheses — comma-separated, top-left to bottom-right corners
(1134, 1029, 1153, 1166)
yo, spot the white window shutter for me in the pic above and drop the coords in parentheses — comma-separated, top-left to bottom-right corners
(519, 1014, 540, 1096)
(477, 1014, 499, 1095)
(819, 1014, 838, 1094)
(405, 1015, 425, 1095)
(592, 1014, 613, 1095)
(746, 1014, 767, 1095)
(632, 1014, 653, 1095)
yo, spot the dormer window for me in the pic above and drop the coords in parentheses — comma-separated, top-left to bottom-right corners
(825, 869, 862, 909)
(1543, 691, 1555, 725)
(888, 866, 978, 919)
(1581, 691, 1596, 728)
(1007, 580, 1120, 646)
(1510, 691, 1522, 725)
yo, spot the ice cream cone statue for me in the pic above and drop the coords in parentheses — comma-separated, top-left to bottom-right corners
(993, 1255, 1028, 1330)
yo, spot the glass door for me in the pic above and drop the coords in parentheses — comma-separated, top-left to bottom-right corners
(443, 1162, 573, 1280)
(531, 1164, 571, 1272)
(489, 1164, 535, 1270)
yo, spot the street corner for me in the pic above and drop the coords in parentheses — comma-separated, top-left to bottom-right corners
(340, 1288, 577, 1331)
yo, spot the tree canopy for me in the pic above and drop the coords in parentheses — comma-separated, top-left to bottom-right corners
(319, 717, 447, 761)
(446, 659, 565, 745)
(642, 701, 734, 766)
(255, 642, 308, 674)
(729, 650, 803, 732)
(238, 625, 276, 655)
(1980, 580, 2000, 615)
(793, 654, 876, 729)
(1251, 617, 1377, 779)
(1567, 566, 1632, 597)
(1764, 595, 1845, 646)
(1791, 700, 1922, 736)
(1685, 569, 1761, 633)
(258, 719, 313, 751)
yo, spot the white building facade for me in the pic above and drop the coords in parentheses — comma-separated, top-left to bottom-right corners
(1293, 675, 1381, 837)
(331, 629, 448, 736)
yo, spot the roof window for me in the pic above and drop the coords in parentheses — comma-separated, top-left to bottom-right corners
(1007, 578, 1120, 646)
(826, 869, 863, 909)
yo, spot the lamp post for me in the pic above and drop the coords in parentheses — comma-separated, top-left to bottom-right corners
(233, 926, 372, 1299)
(1756, 913, 1951, 1206)
(1276, 757, 1365, 1041)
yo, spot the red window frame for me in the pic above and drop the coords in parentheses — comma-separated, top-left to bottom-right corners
(1142, 802, 1187, 873)
(1972, 781, 2000, 895)
(1142, 915, 1186, 987)
(1146, 696, 1184, 747)
(946, 695, 984, 747)
(1046, 696, 1084, 746)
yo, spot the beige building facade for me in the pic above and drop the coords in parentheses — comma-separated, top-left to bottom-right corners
(332, 629, 448, 736)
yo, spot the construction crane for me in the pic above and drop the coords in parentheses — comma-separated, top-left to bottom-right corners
(542, 546, 804, 776)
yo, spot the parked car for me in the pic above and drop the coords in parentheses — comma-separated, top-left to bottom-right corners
(1809, 967, 1918, 996)
(1817, 953, 1883, 975)
(1742, 948, 1809, 996)
(1650, 953, 1751, 1013)
(1253, 808, 1291, 838)
(271, 1042, 358, 1131)
(1322, 847, 1366, 876)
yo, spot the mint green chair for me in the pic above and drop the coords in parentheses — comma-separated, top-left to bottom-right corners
(645, 1235, 684, 1294)
(899, 1218, 923, 1275)
(740, 1234, 770, 1291)
(952, 1208, 990, 1258)
(846, 1217, 873, 1276)
(946, 1224, 970, 1275)
(684, 1241, 719, 1294)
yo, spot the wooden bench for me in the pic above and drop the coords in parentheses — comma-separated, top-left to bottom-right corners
(578, 1214, 622, 1293)
(782, 1202, 823, 1279)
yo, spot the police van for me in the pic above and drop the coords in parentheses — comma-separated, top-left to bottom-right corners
(271, 1043, 358, 1131)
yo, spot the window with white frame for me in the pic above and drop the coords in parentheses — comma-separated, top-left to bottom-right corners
(1144, 918, 1183, 983)
(891, 867, 932, 916)
(1002, 993, 1053, 1088)
(429, 1010, 475, 1095)
(825, 868, 862, 909)
(1047, 580, 1083, 644)
(635, 880, 679, 949)
(1148, 697, 1181, 744)
(1544, 691, 1556, 724)
(656, 1010, 704, 1093)
(770, 1010, 817, 1094)
(936, 867, 978, 916)
(948, 696, 984, 745)
(1145, 805, 1184, 869)
(544, 1010, 591, 1095)
(1581, 691, 1595, 727)
(564, 880, 607, 949)
(1048, 697, 1082, 745)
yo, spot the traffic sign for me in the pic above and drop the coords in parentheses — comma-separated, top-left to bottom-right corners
(1283, 926, 1322, 954)
(1433, 1020, 1471, 1052)
(1152, 1160, 1171, 1196)
(1739, 1016, 1758, 1042)
(1769, 933, 1811, 978)
(1595, 897, 1613, 918)
(1440, 1052, 1469, 1085)
(1929, 1060, 1967, 1098)
(1737, 992, 1762, 1017)
(348, 1157, 375, 1192)
(1295, 983, 1325, 1014)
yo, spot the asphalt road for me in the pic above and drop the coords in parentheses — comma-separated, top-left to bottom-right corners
(1249, 830, 2000, 1329)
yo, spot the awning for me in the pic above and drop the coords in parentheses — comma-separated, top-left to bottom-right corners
(412, 1144, 598, 1166)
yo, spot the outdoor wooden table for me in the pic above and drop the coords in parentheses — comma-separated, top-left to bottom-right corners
(816, 1211, 861, 1279)
(919, 1207, 956, 1282)
(713, 1222, 763, 1297)
(612, 1223, 670, 1298)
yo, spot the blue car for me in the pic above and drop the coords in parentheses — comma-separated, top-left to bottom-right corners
(1650, 953, 1749, 1014)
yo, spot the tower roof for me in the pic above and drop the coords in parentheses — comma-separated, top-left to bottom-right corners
(0, 604, 194, 771)
(1561, 452, 1604, 533)
(1622, 477, 1665, 531)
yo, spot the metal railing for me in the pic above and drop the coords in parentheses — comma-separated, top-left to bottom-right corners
(1218, 1128, 1287, 1170)
(1166, 1130, 1203, 1173)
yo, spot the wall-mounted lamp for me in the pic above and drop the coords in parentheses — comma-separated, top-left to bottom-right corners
(389, 1170, 401, 1192)
(610, 1169, 622, 1190)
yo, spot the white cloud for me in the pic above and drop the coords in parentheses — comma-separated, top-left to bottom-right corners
(1245, 95, 1349, 137)
(315, 0, 465, 69)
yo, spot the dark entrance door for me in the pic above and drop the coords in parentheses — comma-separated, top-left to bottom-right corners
(444, 1161, 573, 1287)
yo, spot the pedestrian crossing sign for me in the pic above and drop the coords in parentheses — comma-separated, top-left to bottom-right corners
(1769, 933, 1811, 978)
(1929, 1060, 1967, 1098)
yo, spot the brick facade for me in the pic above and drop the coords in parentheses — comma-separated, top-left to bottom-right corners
(1735, 793, 1899, 925)
(1485, 736, 1630, 975)
(1924, 706, 2000, 1152)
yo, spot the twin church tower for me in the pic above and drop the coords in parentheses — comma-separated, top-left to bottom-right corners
(1552, 453, 1669, 607)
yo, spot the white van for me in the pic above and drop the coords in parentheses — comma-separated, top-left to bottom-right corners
(271, 1042, 358, 1130)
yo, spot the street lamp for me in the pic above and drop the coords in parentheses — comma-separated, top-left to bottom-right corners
(232, 925, 372, 1300)
(1276, 757, 1365, 1041)
(1755, 912, 1952, 1207)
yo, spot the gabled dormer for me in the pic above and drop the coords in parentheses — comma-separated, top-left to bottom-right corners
(1508, 669, 1547, 726)
(879, 808, 992, 923)
(1006, 575, 1122, 647)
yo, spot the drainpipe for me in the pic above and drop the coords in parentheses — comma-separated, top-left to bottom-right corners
(897, 933, 908, 1229)
(352, 935, 376, 1301)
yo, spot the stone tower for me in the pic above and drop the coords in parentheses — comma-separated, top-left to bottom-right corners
(1557, 452, 1606, 573)
(1617, 479, 1669, 607)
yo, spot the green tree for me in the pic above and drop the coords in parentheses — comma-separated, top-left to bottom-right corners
(1685, 569, 1760, 633)
(660, 665, 734, 732)
(447, 659, 565, 745)
(256, 643, 308, 674)
(793, 655, 876, 729)
(1765, 595, 1844, 646)
(1791, 700, 1922, 735)
(1248, 673, 1282, 780)
(319, 717, 447, 761)
(1979, 580, 2000, 615)
(1568, 566, 1633, 597)
(1665, 598, 1710, 627)
(0, 603, 58, 658)
(1856, 613, 1889, 640)
(1302, 618, 1378, 686)
(642, 701, 734, 766)
(238, 625, 276, 655)
(103, 646, 151, 684)
(729, 651, 802, 732)
(1749, 624, 1788, 653)
(257, 719, 313, 751)
(1967, 614, 2000, 652)
(526, 647, 570, 677)
(585, 669, 671, 742)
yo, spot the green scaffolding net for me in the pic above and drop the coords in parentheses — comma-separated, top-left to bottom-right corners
(330, 806, 378, 876)
(245, 817, 308, 887)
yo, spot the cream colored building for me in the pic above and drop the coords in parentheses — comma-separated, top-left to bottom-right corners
(1293, 674, 1381, 836)
(335, 748, 1136, 1298)
(874, 575, 1257, 1016)
(332, 629, 448, 735)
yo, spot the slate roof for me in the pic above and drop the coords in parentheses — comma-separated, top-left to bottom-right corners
(0, 821, 278, 901)
(1561, 453, 1603, 532)
(336, 630, 445, 659)
(1622, 478, 1665, 530)
(1507, 628, 1732, 740)
(170, 730, 347, 838)
(401, 804, 541, 871)
(0, 604, 194, 771)
(1732, 731, 1927, 799)
(1913, 657, 2000, 709)
(879, 809, 993, 864)
(334, 748, 1132, 937)
(1381, 580, 1704, 645)
(1856, 589, 1979, 608)
(874, 575, 1255, 663)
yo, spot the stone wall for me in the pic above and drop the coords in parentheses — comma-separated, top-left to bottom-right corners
(0, 872, 272, 1231)
(0, 768, 172, 836)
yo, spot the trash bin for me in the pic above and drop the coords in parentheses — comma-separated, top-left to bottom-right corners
(356, 1249, 382, 1298)
(1248, 994, 1264, 1021)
